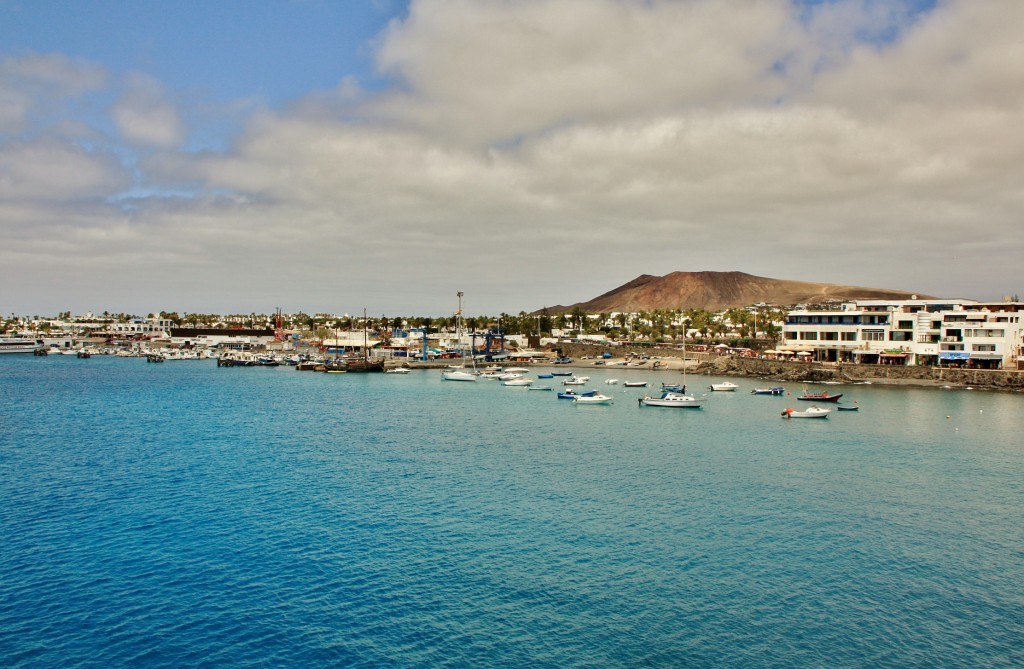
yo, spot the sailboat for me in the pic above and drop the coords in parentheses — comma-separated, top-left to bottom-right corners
(344, 309, 386, 373)
(639, 340, 705, 408)
(442, 292, 478, 382)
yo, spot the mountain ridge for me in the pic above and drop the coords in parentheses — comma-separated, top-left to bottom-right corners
(541, 271, 932, 313)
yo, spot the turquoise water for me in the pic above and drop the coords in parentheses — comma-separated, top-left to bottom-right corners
(2, 355, 1022, 668)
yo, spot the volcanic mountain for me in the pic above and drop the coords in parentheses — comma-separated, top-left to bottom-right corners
(543, 271, 931, 313)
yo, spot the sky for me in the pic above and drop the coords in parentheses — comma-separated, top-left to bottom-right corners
(1, 0, 1021, 318)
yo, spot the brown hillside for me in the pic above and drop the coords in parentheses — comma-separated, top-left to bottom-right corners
(544, 271, 931, 312)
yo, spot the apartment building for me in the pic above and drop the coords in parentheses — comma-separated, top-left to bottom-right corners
(782, 299, 1024, 369)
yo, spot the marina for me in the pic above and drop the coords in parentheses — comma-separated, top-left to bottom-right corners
(2, 354, 1022, 667)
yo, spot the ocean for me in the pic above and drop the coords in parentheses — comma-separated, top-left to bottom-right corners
(1, 355, 1022, 668)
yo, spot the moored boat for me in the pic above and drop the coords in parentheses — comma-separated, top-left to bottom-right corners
(751, 386, 785, 395)
(639, 391, 704, 408)
(709, 381, 738, 391)
(573, 393, 613, 405)
(781, 405, 831, 419)
(797, 391, 843, 402)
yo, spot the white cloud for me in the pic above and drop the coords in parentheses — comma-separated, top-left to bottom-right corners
(3, 0, 1024, 314)
(111, 72, 186, 147)
(0, 53, 107, 132)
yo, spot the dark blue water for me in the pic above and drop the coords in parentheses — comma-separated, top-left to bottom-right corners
(2, 355, 1022, 667)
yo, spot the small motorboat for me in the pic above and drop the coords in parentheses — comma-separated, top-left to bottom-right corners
(623, 381, 648, 387)
(562, 376, 588, 385)
(709, 381, 739, 391)
(797, 392, 843, 402)
(605, 379, 619, 385)
(385, 367, 411, 374)
(573, 393, 614, 405)
(537, 373, 554, 379)
(751, 386, 785, 395)
(502, 377, 534, 386)
(528, 385, 553, 391)
(837, 402, 860, 411)
(781, 405, 831, 419)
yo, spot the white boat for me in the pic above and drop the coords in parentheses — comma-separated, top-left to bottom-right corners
(639, 391, 705, 408)
(605, 379, 619, 385)
(562, 376, 588, 385)
(709, 381, 738, 391)
(385, 367, 411, 374)
(503, 367, 530, 374)
(623, 381, 648, 387)
(781, 405, 831, 419)
(498, 371, 526, 381)
(502, 377, 534, 386)
(1, 336, 43, 353)
(573, 393, 613, 405)
(441, 369, 478, 382)
(479, 371, 503, 379)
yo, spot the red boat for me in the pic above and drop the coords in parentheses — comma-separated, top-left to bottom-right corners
(797, 391, 843, 402)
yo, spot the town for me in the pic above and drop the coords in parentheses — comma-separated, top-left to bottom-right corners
(3, 296, 1023, 372)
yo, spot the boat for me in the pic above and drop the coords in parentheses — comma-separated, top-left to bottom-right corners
(528, 385, 553, 391)
(797, 391, 843, 402)
(442, 369, 478, 382)
(623, 381, 648, 387)
(751, 386, 785, 395)
(550, 371, 573, 376)
(537, 373, 554, 379)
(709, 381, 738, 391)
(781, 405, 831, 419)
(605, 379, 619, 385)
(441, 294, 477, 381)
(0, 336, 44, 354)
(638, 391, 705, 408)
(573, 393, 613, 405)
(385, 366, 411, 374)
(344, 309, 386, 373)
(837, 402, 860, 411)
(558, 389, 596, 399)
(562, 376, 587, 386)
(502, 377, 534, 386)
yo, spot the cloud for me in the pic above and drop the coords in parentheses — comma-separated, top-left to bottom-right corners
(3, 0, 1023, 314)
(111, 72, 186, 147)
(0, 53, 107, 132)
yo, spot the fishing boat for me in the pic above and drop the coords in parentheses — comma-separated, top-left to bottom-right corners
(709, 381, 739, 391)
(781, 405, 831, 419)
(751, 386, 785, 395)
(797, 390, 843, 402)
(639, 391, 705, 408)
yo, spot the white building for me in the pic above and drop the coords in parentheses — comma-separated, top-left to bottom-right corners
(783, 299, 1024, 369)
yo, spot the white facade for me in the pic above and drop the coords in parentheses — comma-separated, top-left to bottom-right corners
(112, 317, 173, 336)
(783, 299, 1024, 368)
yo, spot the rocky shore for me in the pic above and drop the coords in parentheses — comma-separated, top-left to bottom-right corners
(544, 343, 1024, 392)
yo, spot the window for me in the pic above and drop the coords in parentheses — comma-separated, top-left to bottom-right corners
(862, 329, 884, 341)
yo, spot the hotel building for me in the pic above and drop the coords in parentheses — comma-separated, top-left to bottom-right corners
(782, 299, 1024, 370)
